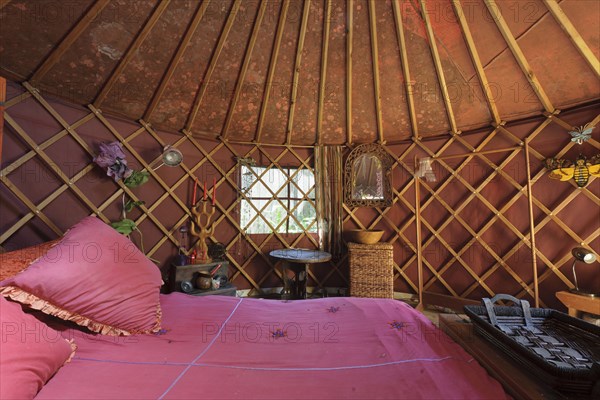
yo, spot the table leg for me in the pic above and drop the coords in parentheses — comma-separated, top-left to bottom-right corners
(281, 261, 293, 300)
(297, 264, 308, 299)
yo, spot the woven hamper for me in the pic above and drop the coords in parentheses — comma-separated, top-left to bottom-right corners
(348, 242, 394, 298)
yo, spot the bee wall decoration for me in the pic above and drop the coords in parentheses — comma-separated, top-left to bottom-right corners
(545, 124, 599, 188)
(545, 154, 600, 188)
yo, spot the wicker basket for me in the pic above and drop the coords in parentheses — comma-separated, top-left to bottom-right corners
(464, 294, 600, 397)
(348, 242, 393, 298)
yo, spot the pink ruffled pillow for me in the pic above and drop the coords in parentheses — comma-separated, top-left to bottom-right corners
(0, 216, 162, 336)
(0, 297, 76, 399)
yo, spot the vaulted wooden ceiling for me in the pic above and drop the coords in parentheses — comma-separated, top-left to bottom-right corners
(0, 0, 598, 145)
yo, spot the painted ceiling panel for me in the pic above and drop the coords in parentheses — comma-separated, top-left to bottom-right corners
(428, 0, 491, 130)
(102, 0, 198, 119)
(519, 11, 600, 108)
(0, 0, 597, 145)
(228, 1, 283, 142)
(259, 0, 302, 145)
(39, 0, 156, 104)
(320, 0, 347, 145)
(375, 0, 411, 143)
(561, 0, 600, 60)
(403, 1, 451, 137)
(290, 1, 323, 145)
(350, 0, 378, 143)
(150, 0, 231, 131)
(191, 1, 260, 136)
(0, 0, 94, 80)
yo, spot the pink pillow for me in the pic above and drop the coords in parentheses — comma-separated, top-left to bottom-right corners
(0, 297, 76, 399)
(0, 216, 162, 335)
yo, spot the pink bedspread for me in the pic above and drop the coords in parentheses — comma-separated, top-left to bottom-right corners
(37, 294, 509, 399)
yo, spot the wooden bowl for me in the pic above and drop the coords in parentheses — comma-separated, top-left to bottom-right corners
(345, 229, 384, 244)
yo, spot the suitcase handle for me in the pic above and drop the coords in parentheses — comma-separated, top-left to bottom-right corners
(483, 294, 535, 332)
(488, 294, 521, 305)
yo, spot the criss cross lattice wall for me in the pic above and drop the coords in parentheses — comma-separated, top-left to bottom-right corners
(1, 82, 598, 309)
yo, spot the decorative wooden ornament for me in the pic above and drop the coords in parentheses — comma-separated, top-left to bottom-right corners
(190, 200, 215, 263)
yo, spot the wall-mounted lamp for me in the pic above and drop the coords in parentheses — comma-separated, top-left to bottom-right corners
(570, 247, 598, 297)
(153, 145, 183, 170)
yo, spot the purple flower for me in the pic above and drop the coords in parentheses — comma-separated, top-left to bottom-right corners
(93, 141, 133, 182)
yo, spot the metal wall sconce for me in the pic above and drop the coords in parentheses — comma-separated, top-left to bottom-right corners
(153, 145, 183, 170)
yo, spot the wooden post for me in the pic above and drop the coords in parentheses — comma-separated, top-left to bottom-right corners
(414, 156, 424, 310)
(0, 77, 5, 165)
(524, 139, 539, 307)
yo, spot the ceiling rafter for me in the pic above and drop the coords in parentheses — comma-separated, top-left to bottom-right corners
(185, 0, 242, 132)
(143, 0, 210, 121)
(94, 0, 171, 108)
(419, 0, 458, 134)
(221, 1, 268, 140)
(367, 0, 384, 144)
(392, 0, 418, 140)
(345, 0, 354, 145)
(483, 0, 555, 114)
(451, 0, 501, 125)
(316, 0, 332, 145)
(30, 0, 111, 84)
(286, 0, 312, 145)
(255, 0, 290, 144)
(542, 0, 600, 78)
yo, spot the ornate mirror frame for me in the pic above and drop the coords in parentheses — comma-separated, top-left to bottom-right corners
(344, 143, 393, 208)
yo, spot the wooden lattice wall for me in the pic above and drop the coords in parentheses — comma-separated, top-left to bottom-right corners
(1, 82, 599, 310)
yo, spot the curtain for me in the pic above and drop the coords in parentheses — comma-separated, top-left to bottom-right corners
(315, 145, 343, 259)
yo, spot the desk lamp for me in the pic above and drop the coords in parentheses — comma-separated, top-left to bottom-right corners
(570, 247, 598, 297)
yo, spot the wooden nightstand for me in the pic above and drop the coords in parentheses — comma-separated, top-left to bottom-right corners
(556, 291, 600, 318)
(169, 261, 237, 297)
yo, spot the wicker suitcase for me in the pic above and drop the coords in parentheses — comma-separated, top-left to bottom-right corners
(464, 294, 600, 397)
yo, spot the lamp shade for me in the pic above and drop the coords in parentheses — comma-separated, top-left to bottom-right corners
(572, 247, 596, 264)
(162, 145, 183, 167)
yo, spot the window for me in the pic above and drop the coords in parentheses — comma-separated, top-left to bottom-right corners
(240, 165, 316, 234)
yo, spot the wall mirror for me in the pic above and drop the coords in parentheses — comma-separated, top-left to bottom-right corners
(344, 143, 393, 207)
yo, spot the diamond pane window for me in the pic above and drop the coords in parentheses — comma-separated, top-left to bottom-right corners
(240, 165, 316, 234)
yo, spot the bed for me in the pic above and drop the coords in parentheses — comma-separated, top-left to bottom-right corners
(0, 217, 509, 399)
(34, 294, 507, 400)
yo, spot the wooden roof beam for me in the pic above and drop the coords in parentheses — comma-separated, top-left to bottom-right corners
(30, 0, 110, 84)
(316, 0, 332, 145)
(451, 0, 501, 125)
(419, 0, 458, 134)
(286, 0, 312, 145)
(346, 0, 354, 145)
(94, 0, 171, 108)
(483, 0, 555, 113)
(368, 0, 384, 144)
(221, 1, 268, 140)
(392, 0, 419, 140)
(185, 0, 242, 132)
(542, 0, 600, 78)
(143, 0, 209, 121)
(255, 0, 290, 144)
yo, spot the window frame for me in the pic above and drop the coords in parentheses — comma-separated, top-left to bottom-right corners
(239, 164, 316, 235)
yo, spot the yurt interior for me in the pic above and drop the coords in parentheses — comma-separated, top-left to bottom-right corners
(0, 0, 599, 399)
